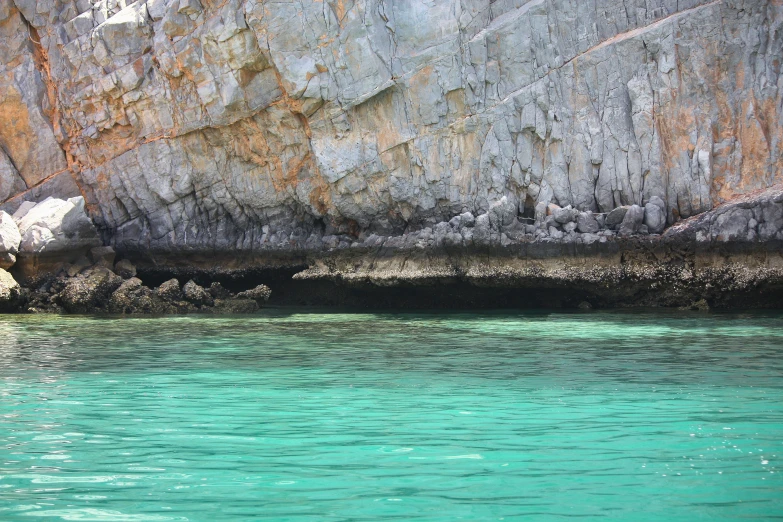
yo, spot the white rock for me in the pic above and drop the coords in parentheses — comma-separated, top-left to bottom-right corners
(16, 197, 101, 255)
(0, 211, 21, 269)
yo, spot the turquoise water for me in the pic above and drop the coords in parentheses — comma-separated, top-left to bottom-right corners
(0, 311, 782, 521)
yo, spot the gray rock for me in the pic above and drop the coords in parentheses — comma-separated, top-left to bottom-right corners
(606, 206, 631, 227)
(576, 212, 599, 234)
(0, 211, 21, 269)
(489, 196, 516, 229)
(619, 205, 645, 236)
(458, 212, 475, 228)
(644, 203, 666, 234)
(758, 200, 783, 240)
(712, 208, 753, 242)
(534, 202, 548, 224)
(12, 202, 36, 222)
(563, 222, 578, 233)
(581, 233, 601, 245)
(473, 214, 492, 245)
(553, 206, 579, 224)
(0, 0, 781, 262)
(0, 150, 26, 203)
(59, 267, 123, 313)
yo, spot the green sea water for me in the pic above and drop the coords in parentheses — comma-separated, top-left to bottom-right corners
(0, 310, 781, 521)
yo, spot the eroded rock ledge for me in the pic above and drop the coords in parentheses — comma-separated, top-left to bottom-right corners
(0, 185, 781, 312)
(0, 1, 782, 311)
(136, 185, 783, 309)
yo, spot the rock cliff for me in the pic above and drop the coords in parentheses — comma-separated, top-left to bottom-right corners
(0, 0, 782, 308)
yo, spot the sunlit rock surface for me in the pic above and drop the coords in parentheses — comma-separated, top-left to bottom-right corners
(0, 0, 781, 261)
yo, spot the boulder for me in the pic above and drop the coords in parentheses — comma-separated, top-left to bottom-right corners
(472, 213, 492, 244)
(0, 211, 21, 269)
(114, 259, 137, 279)
(236, 284, 272, 303)
(712, 208, 753, 242)
(488, 196, 517, 228)
(59, 267, 123, 313)
(156, 278, 182, 300)
(458, 211, 475, 228)
(0, 268, 23, 312)
(183, 280, 213, 306)
(644, 200, 666, 234)
(15, 197, 101, 255)
(109, 278, 177, 314)
(758, 199, 783, 241)
(605, 206, 631, 227)
(619, 205, 645, 236)
(576, 212, 600, 233)
(209, 282, 232, 299)
(553, 206, 579, 224)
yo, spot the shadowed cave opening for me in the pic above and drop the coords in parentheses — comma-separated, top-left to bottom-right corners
(136, 266, 599, 309)
(135, 265, 783, 310)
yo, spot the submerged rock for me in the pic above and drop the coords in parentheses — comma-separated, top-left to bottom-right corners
(209, 299, 260, 314)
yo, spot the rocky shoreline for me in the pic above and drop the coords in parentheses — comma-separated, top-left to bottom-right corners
(0, 186, 780, 313)
(2, 0, 782, 313)
(0, 195, 272, 314)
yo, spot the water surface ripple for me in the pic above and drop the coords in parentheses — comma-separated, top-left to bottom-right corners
(0, 310, 781, 520)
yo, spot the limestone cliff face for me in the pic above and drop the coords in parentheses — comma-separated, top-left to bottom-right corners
(0, 0, 781, 259)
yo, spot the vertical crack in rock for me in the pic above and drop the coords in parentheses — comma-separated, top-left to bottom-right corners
(0, 0, 779, 263)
